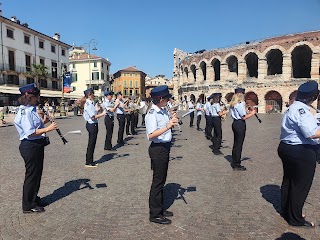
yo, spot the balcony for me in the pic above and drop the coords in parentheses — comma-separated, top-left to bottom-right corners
(85, 80, 105, 85)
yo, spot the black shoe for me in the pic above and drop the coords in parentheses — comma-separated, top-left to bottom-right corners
(163, 210, 173, 217)
(117, 141, 125, 146)
(104, 147, 117, 151)
(213, 150, 223, 155)
(85, 163, 99, 168)
(23, 206, 45, 214)
(232, 165, 246, 171)
(197, 128, 202, 131)
(149, 216, 172, 224)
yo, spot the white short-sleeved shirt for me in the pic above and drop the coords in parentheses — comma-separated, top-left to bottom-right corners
(205, 102, 212, 116)
(103, 99, 114, 117)
(280, 101, 319, 145)
(196, 103, 203, 116)
(211, 103, 222, 117)
(230, 102, 246, 120)
(115, 99, 125, 115)
(14, 105, 45, 140)
(145, 104, 172, 143)
(83, 99, 98, 123)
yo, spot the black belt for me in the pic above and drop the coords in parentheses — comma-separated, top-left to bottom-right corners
(233, 119, 244, 122)
(21, 138, 44, 143)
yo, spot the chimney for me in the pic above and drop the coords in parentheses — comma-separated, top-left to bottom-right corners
(22, 23, 29, 28)
(16, 19, 20, 24)
(52, 32, 60, 41)
(11, 16, 17, 22)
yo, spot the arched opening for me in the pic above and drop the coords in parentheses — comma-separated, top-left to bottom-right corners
(200, 61, 207, 81)
(245, 53, 258, 78)
(226, 56, 238, 75)
(225, 92, 234, 103)
(245, 91, 259, 112)
(265, 90, 282, 113)
(184, 67, 189, 79)
(291, 45, 312, 78)
(266, 49, 283, 75)
(190, 65, 196, 81)
(211, 59, 221, 81)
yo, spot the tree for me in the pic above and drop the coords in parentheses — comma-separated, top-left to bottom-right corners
(32, 64, 49, 88)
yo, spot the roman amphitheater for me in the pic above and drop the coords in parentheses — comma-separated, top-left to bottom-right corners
(172, 30, 320, 113)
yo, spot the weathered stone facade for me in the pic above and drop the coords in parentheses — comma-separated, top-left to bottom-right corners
(173, 31, 320, 113)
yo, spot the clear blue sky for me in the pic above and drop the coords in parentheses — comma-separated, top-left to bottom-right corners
(4, 0, 320, 79)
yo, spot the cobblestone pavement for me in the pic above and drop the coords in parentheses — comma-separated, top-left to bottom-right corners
(1, 113, 320, 240)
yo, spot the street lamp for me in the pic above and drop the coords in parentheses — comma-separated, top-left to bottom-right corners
(82, 39, 98, 89)
(60, 64, 67, 117)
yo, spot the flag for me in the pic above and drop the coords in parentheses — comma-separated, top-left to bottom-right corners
(63, 72, 72, 93)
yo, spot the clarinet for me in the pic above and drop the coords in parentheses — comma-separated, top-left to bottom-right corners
(248, 105, 262, 123)
(40, 106, 68, 144)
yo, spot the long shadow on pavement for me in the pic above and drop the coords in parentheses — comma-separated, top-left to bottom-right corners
(41, 178, 93, 206)
(96, 153, 130, 164)
(275, 232, 306, 240)
(163, 183, 197, 210)
(260, 184, 282, 215)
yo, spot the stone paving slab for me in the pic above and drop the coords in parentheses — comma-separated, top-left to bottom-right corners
(1, 113, 320, 239)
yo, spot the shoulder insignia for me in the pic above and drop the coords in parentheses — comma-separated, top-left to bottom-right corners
(21, 109, 25, 115)
(148, 109, 154, 114)
(298, 108, 305, 115)
(86, 102, 89, 106)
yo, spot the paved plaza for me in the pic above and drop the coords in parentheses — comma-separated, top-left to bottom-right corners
(1, 113, 320, 240)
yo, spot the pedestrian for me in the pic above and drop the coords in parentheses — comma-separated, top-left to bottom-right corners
(81, 88, 106, 168)
(115, 92, 127, 145)
(14, 83, 58, 213)
(229, 88, 257, 171)
(51, 101, 56, 117)
(102, 91, 119, 151)
(195, 97, 204, 131)
(145, 85, 178, 225)
(204, 94, 214, 140)
(278, 81, 320, 228)
(0, 107, 6, 124)
(188, 97, 195, 127)
(211, 93, 229, 155)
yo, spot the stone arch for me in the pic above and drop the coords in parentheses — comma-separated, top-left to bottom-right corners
(190, 64, 196, 81)
(211, 58, 221, 81)
(265, 90, 282, 113)
(244, 52, 258, 78)
(245, 91, 259, 112)
(225, 92, 234, 102)
(266, 49, 283, 75)
(200, 61, 207, 81)
(226, 55, 238, 75)
(291, 45, 312, 78)
(262, 45, 287, 57)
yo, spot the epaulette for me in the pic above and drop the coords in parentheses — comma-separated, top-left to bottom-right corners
(21, 109, 25, 115)
(86, 102, 89, 106)
(298, 108, 306, 115)
(148, 109, 154, 114)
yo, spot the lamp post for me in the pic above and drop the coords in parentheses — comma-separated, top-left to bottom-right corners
(82, 39, 98, 89)
(60, 64, 67, 117)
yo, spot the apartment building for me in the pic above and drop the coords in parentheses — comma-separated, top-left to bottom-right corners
(145, 75, 173, 98)
(0, 15, 72, 106)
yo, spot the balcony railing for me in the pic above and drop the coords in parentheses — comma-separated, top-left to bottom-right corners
(85, 80, 105, 85)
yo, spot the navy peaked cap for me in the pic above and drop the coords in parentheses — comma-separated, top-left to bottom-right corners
(104, 91, 114, 96)
(19, 83, 40, 95)
(150, 85, 172, 98)
(84, 88, 94, 95)
(297, 81, 319, 99)
(213, 92, 222, 97)
(235, 88, 245, 94)
(116, 91, 122, 96)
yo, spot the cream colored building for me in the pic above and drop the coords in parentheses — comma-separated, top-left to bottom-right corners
(0, 15, 72, 106)
(145, 75, 174, 98)
(69, 47, 111, 97)
(173, 30, 320, 113)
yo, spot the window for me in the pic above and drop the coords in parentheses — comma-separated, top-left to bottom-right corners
(72, 73, 77, 82)
(130, 80, 132, 87)
(24, 35, 30, 44)
(106, 65, 109, 71)
(51, 61, 57, 78)
(7, 28, 14, 38)
(123, 73, 126, 76)
(8, 50, 15, 71)
(101, 62, 104, 68)
(124, 80, 127, 87)
(40, 79, 47, 88)
(72, 86, 76, 91)
(39, 40, 44, 49)
(92, 72, 99, 80)
(135, 89, 138, 95)
(40, 58, 45, 66)
(135, 80, 138, 87)
(7, 75, 19, 85)
(51, 45, 56, 53)
(130, 74, 132, 77)
(72, 63, 75, 68)
(94, 62, 97, 68)
(26, 77, 34, 84)
(124, 89, 128, 95)
(52, 81, 58, 89)
(25, 55, 31, 72)
(101, 72, 104, 80)
(129, 89, 133, 95)
(61, 49, 65, 56)
(135, 74, 138, 77)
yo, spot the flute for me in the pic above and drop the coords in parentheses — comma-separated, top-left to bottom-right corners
(40, 106, 68, 144)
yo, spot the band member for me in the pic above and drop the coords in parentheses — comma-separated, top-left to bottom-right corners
(278, 81, 320, 228)
(145, 85, 179, 225)
(205, 94, 214, 139)
(229, 88, 256, 171)
(188, 97, 195, 127)
(14, 83, 58, 213)
(211, 93, 229, 155)
(139, 98, 148, 126)
(115, 92, 126, 145)
(102, 91, 119, 151)
(125, 98, 136, 136)
(82, 88, 106, 167)
(196, 97, 204, 131)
